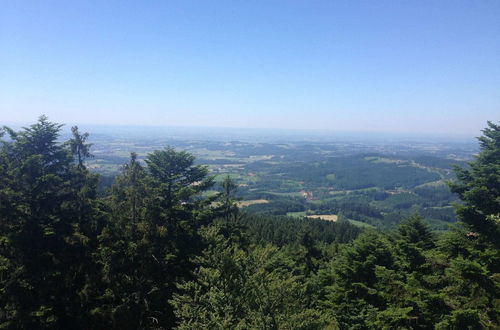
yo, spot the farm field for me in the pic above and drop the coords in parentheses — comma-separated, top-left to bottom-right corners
(306, 214, 338, 222)
(237, 199, 269, 207)
(83, 129, 476, 230)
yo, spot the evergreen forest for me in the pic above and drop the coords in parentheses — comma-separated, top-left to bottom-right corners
(0, 117, 499, 329)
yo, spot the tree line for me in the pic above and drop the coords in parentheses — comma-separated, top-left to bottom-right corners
(0, 117, 498, 329)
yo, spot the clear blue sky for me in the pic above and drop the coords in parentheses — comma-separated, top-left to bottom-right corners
(1, 0, 499, 135)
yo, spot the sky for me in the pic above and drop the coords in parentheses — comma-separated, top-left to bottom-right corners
(1, 0, 499, 136)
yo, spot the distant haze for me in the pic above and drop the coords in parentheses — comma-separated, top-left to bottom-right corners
(1, 1, 499, 135)
(2, 123, 477, 145)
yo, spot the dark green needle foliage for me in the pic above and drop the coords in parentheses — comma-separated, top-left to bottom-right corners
(95, 148, 215, 329)
(0, 118, 498, 329)
(448, 121, 500, 247)
(0, 116, 100, 328)
(68, 125, 93, 168)
(171, 225, 338, 330)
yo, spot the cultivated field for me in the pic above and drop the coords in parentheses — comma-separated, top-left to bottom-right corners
(306, 214, 338, 222)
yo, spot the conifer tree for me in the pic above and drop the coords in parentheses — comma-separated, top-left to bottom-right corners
(68, 126, 92, 168)
(437, 121, 500, 328)
(449, 121, 500, 246)
(0, 116, 100, 328)
(172, 226, 337, 329)
(321, 230, 398, 328)
(396, 214, 435, 272)
(96, 148, 215, 328)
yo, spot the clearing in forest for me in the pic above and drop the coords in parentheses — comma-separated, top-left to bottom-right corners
(237, 199, 269, 207)
(306, 214, 338, 222)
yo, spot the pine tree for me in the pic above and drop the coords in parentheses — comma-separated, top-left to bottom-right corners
(321, 230, 397, 328)
(438, 121, 500, 328)
(448, 121, 500, 246)
(68, 126, 93, 168)
(96, 148, 215, 328)
(172, 225, 337, 329)
(0, 116, 100, 328)
(396, 214, 435, 272)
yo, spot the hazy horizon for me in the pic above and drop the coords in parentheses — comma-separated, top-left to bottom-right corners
(3, 118, 480, 144)
(1, 1, 499, 135)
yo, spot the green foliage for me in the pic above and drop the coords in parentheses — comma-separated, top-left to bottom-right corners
(398, 214, 435, 250)
(264, 155, 440, 190)
(145, 147, 213, 211)
(240, 213, 361, 246)
(216, 175, 240, 222)
(0, 116, 101, 328)
(1, 118, 498, 329)
(95, 148, 215, 328)
(449, 121, 500, 246)
(172, 225, 338, 330)
(68, 125, 93, 167)
(395, 214, 435, 272)
(319, 208, 498, 328)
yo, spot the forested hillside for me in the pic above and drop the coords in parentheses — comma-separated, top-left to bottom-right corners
(0, 117, 498, 329)
(86, 131, 470, 230)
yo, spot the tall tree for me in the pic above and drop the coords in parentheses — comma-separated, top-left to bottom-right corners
(96, 148, 215, 329)
(0, 116, 100, 328)
(396, 214, 435, 272)
(145, 147, 213, 216)
(321, 230, 397, 328)
(68, 126, 92, 168)
(217, 175, 239, 222)
(449, 121, 500, 246)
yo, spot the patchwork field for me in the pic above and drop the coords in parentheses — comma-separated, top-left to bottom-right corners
(86, 132, 475, 230)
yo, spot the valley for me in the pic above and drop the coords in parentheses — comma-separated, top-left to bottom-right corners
(83, 129, 477, 230)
